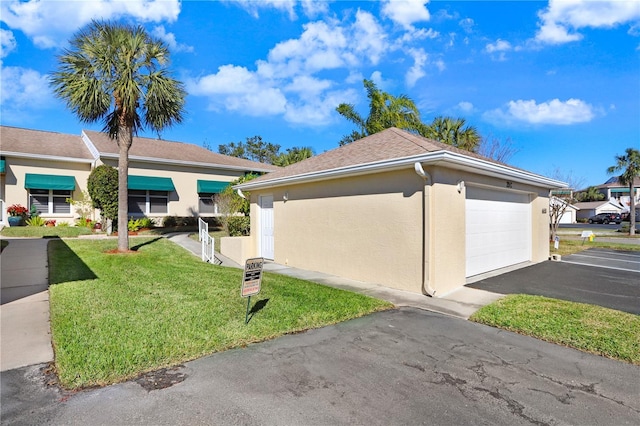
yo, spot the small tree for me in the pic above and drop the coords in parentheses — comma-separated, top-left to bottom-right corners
(607, 148, 640, 236)
(549, 169, 584, 243)
(66, 190, 94, 220)
(87, 165, 119, 233)
(217, 174, 258, 235)
(575, 186, 605, 202)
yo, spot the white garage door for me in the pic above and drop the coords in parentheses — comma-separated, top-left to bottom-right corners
(559, 210, 573, 224)
(259, 195, 274, 260)
(465, 186, 531, 277)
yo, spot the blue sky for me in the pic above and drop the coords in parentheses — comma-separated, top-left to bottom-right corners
(1, 0, 639, 187)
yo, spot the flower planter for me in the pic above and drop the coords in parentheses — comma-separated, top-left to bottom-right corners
(8, 216, 23, 227)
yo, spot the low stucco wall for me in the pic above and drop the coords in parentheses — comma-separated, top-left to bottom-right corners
(221, 236, 255, 266)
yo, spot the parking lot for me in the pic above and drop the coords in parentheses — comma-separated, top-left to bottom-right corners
(468, 249, 640, 315)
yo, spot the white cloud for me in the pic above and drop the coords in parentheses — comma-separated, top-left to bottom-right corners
(459, 17, 474, 33)
(0, 0, 181, 48)
(382, 0, 430, 30)
(485, 39, 512, 61)
(227, 0, 297, 20)
(352, 10, 388, 65)
(284, 88, 357, 125)
(152, 26, 193, 53)
(1, 65, 53, 112)
(535, 0, 640, 45)
(484, 98, 596, 125)
(457, 101, 473, 112)
(1, 28, 17, 58)
(405, 48, 427, 87)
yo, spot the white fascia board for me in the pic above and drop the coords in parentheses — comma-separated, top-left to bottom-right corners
(1, 151, 94, 164)
(236, 151, 567, 191)
(81, 131, 101, 160)
(98, 153, 276, 173)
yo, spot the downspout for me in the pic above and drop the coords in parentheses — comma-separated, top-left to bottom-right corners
(236, 189, 246, 199)
(414, 162, 436, 297)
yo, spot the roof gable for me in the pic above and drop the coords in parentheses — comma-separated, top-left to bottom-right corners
(240, 127, 563, 190)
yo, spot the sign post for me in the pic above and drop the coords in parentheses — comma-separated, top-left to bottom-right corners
(241, 257, 264, 324)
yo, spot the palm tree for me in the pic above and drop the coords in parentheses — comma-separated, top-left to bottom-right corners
(274, 147, 314, 166)
(336, 79, 426, 145)
(576, 186, 605, 202)
(427, 116, 481, 152)
(51, 20, 186, 252)
(607, 148, 640, 235)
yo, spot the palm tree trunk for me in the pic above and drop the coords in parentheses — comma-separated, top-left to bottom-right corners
(630, 182, 636, 236)
(117, 127, 133, 252)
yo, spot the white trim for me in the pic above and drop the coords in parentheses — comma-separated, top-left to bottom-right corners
(236, 151, 566, 191)
(81, 130, 101, 160)
(0, 151, 94, 164)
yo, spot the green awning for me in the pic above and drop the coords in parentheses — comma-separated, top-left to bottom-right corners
(24, 173, 75, 190)
(128, 175, 175, 191)
(610, 188, 634, 193)
(197, 180, 230, 193)
(0, 159, 5, 173)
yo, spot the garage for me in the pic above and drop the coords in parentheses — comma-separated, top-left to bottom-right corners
(465, 185, 532, 277)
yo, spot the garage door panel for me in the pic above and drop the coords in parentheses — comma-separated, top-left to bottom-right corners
(466, 187, 531, 277)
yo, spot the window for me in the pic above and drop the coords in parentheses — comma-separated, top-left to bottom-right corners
(128, 190, 169, 215)
(199, 193, 220, 214)
(29, 189, 72, 215)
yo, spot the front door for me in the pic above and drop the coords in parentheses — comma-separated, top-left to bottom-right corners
(260, 195, 274, 260)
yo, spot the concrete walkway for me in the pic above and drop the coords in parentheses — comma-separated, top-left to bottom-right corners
(0, 233, 502, 373)
(0, 238, 53, 372)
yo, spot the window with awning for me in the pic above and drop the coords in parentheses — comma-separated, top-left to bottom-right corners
(128, 175, 175, 191)
(197, 180, 230, 193)
(197, 181, 230, 215)
(24, 173, 76, 190)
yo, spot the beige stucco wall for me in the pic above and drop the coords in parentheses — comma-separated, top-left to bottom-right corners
(1, 157, 92, 225)
(246, 164, 552, 297)
(250, 169, 425, 293)
(220, 236, 254, 266)
(99, 159, 246, 220)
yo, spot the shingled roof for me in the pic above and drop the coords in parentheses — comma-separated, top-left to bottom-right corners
(238, 127, 565, 191)
(83, 130, 279, 173)
(1, 126, 93, 161)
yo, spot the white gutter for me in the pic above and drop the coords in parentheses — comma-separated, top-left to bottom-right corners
(414, 162, 436, 297)
(98, 152, 276, 173)
(236, 151, 567, 191)
(0, 151, 94, 164)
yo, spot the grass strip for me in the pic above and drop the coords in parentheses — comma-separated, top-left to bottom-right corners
(48, 237, 392, 389)
(470, 294, 640, 365)
(550, 239, 640, 256)
(0, 226, 92, 238)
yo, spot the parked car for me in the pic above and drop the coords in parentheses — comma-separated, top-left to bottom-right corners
(587, 213, 621, 224)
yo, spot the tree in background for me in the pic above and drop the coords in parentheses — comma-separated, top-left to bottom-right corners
(477, 134, 519, 163)
(607, 148, 640, 236)
(426, 116, 481, 152)
(51, 20, 186, 252)
(87, 165, 119, 234)
(274, 147, 314, 166)
(218, 137, 313, 166)
(336, 79, 482, 152)
(549, 169, 585, 242)
(216, 174, 258, 236)
(576, 186, 605, 202)
(336, 79, 426, 145)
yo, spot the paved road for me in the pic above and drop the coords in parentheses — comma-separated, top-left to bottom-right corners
(2, 308, 639, 425)
(562, 248, 640, 272)
(468, 254, 640, 315)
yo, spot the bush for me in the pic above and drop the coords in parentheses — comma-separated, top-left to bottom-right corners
(26, 216, 46, 227)
(128, 218, 143, 232)
(577, 218, 588, 223)
(76, 218, 95, 229)
(87, 165, 118, 221)
(162, 216, 177, 227)
(228, 216, 250, 236)
(57, 222, 70, 227)
(138, 217, 155, 229)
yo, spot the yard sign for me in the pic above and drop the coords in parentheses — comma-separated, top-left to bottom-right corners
(241, 257, 264, 324)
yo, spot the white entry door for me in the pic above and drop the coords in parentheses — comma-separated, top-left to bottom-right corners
(465, 186, 531, 277)
(260, 195, 274, 260)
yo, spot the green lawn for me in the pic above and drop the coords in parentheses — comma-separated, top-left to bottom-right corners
(0, 226, 92, 238)
(48, 237, 392, 389)
(550, 239, 640, 256)
(470, 295, 640, 365)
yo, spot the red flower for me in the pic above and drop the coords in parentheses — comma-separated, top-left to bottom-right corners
(7, 204, 28, 216)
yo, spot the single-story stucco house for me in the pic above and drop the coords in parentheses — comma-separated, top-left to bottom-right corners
(574, 200, 624, 221)
(0, 126, 277, 226)
(222, 127, 565, 298)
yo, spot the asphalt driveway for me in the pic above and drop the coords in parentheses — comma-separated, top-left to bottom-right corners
(2, 308, 639, 425)
(468, 249, 640, 315)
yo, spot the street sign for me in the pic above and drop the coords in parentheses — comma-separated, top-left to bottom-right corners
(241, 257, 264, 298)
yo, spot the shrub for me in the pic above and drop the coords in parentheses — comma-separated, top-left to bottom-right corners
(76, 218, 95, 229)
(87, 165, 118, 222)
(228, 216, 250, 236)
(163, 216, 177, 227)
(138, 217, 155, 229)
(128, 218, 143, 232)
(57, 222, 70, 227)
(26, 216, 46, 227)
